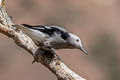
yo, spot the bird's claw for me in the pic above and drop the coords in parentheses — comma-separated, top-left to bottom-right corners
(48, 47, 61, 60)
(56, 54, 61, 60)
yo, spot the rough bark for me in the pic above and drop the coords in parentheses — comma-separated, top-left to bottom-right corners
(0, 0, 86, 80)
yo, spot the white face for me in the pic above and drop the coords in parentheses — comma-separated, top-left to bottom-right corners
(69, 33, 82, 48)
(69, 33, 87, 54)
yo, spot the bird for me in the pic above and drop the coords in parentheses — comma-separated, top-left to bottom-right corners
(13, 24, 87, 59)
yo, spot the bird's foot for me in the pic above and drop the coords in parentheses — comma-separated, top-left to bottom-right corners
(50, 48, 61, 60)
(55, 53, 61, 60)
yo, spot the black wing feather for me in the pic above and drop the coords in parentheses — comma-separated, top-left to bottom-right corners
(22, 24, 69, 40)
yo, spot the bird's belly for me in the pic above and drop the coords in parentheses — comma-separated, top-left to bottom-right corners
(50, 41, 69, 50)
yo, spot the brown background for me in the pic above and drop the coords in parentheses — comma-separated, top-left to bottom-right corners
(0, 0, 120, 80)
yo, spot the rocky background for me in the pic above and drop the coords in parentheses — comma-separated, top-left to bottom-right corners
(0, 0, 120, 80)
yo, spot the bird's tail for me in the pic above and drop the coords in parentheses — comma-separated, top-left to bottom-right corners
(13, 24, 32, 34)
(13, 24, 26, 30)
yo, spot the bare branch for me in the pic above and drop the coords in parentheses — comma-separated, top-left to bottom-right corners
(0, 0, 86, 80)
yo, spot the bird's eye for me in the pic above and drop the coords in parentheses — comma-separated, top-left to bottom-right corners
(77, 39, 79, 42)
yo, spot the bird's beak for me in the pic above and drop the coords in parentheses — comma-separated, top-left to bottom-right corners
(79, 46, 88, 55)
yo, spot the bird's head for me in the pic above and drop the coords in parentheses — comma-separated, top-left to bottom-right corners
(69, 33, 87, 55)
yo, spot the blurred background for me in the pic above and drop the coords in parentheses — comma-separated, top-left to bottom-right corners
(0, 0, 120, 80)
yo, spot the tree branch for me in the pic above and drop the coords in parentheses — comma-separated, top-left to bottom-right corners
(0, 0, 86, 80)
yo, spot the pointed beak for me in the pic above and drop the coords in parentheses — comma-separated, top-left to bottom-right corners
(79, 46, 88, 55)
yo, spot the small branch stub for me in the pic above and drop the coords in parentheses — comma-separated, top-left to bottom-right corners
(0, 0, 5, 7)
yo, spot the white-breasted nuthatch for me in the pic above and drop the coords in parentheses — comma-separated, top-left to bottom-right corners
(13, 24, 87, 55)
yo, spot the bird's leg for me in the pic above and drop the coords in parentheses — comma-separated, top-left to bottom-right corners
(44, 40, 61, 60)
(48, 47, 61, 60)
(55, 53, 61, 60)
(51, 48, 61, 60)
(49, 48, 61, 65)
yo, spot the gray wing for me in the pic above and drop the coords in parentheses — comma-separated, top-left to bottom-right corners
(22, 24, 70, 40)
